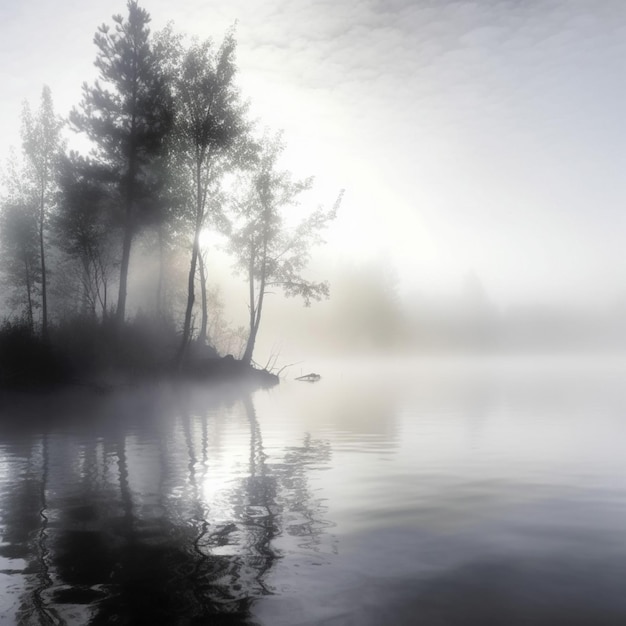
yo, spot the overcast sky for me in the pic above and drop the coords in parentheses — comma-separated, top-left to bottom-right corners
(2, 0, 626, 307)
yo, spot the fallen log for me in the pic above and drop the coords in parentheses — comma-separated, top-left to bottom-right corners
(295, 373, 321, 382)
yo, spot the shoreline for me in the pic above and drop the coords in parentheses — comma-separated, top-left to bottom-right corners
(0, 355, 280, 396)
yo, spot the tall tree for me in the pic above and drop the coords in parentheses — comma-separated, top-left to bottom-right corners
(0, 152, 40, 329)
(228, 134, 342, 365)
(70, 1, 172, 327)
(163, 29, 248, 364)
(21, 86, 63, 338)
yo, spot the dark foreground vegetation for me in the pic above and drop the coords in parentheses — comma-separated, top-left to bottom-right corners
(0, 317, 279, 391)
(0, 1, 341, 390)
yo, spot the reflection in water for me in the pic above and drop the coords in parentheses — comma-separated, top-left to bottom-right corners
(0, 385, 332, 624)
(31, 433, 59, 625)
(4, 358, 626, 624)
(238, 395, 278, 596)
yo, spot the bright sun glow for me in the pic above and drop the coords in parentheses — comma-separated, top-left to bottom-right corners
(199, 227, 226, 250)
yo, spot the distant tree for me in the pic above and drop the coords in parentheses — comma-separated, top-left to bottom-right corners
(20, 86, 64, 338)
(0, 198, 40, 329)
(328, 257, 403, 351)
(0, 151, 41, 328)
(70, 0, 172, 327)
(228, 134, 342, 365)
(162, 29, 249, 364)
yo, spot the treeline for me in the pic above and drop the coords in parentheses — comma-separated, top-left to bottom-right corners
(0, 1, 340, 385)
(261, 264, 626, 356)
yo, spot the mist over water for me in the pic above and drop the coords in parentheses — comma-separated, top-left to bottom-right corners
(2, 356, 626, 624)
(3, 0, 626, 623)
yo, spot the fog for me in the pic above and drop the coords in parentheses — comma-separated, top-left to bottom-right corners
(5, 4, 626, 623)
(108, 239, 626, 367)
(4, 0, 626, 320)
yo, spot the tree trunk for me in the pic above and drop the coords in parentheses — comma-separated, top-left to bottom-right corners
(197, 250, 208, 345)
(80, 256, 92, 317)
(242, 325, 258, 366)
(242, 249, 256, 365)
(115, 115, 138, 329)
(156, 223, 165, 317)
(178, 161, 204, 367)
(115, 206, 133, 328)
(178, 237, 198, 366)
(24, 253, 34, 332)
(242, 215, 270, 366)
(39, 189, 48, 340)
(242, 244, 267, 366)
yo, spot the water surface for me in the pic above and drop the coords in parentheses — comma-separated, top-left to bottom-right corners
(2, 356, 626, 624)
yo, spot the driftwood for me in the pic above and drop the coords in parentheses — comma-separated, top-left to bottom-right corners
(295, 373, 321, 382)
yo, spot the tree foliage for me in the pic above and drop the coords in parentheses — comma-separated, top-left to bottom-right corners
(70, 0, 172, 325)
(55, 153, 117, 318)
(229, 133, 342, 364)
(0, 2, 340, 378)
(161, 28, 249, 363)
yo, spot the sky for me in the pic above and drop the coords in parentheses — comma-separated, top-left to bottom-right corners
(2, 0, 626, 308)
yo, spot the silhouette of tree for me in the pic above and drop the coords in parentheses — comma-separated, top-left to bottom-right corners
(70, 0, 172, 328)
(159, 28, 249, 365)
(21, 86, 64, 339)
(228, 133, 341, 365)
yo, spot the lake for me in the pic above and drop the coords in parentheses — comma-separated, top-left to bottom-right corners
(2, 356, 626, 625)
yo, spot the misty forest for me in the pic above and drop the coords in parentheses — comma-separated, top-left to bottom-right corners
(3, 3, 626, 391)
(0, 2, 341, 389)
(4, 2, 626, 625)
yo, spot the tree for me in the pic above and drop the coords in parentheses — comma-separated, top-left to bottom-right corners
(0, 151, 41, 329)
(0, 198, 40, 328)
(326, 256, 403, 351)
(163, 29, 249, 364)
(20, 86, 64, 338)
(55, 153, 117, 319)
(228, 134, 342, 365)
(70, 0, 172, 327)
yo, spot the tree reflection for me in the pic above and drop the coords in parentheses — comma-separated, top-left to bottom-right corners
(31, 433, 61, 625)
(277, 432, 332, 554)
(0, 386, 332, 624)
(234, 395, 280, 595)
(5, 432, 63, 625)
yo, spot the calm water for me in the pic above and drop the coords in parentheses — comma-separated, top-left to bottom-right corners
(2, 356, 626, 625)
